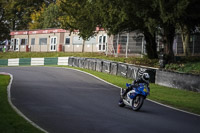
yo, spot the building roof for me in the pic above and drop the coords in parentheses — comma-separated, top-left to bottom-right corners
(10, 27, 105, 36)
(10, 28, 68, 36)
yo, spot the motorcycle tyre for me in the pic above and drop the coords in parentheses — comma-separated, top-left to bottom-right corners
(132, 95, 144, 111)
(118, 98, 125, 107)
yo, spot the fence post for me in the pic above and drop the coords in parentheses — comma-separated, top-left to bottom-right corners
(116, 33, 119, 57)
(193, 35, 195, 55)
(126, 33, 129, 58)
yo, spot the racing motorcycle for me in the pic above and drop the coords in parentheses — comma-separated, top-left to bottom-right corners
(118, 83, 150, 111)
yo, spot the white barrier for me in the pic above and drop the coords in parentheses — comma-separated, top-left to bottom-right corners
(58, 57, 69, 65)
(8, 58, 19, 66)
(31, 58, 44, 66)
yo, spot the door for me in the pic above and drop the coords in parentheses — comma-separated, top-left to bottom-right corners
(12, 38, 19, 51)
(98, 35, 107, 51)
(50, 37, 57, 51)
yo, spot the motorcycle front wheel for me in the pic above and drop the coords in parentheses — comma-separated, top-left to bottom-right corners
(132, 95, 144, 111)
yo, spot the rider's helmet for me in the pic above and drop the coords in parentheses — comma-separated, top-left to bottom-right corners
(142, 73, 150, 83)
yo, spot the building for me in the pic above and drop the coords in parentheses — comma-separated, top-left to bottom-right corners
(10, 28, 112, 53)
(10, 28, 148, 57)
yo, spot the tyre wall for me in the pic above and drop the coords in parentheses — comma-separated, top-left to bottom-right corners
(67, 57, 157, 83)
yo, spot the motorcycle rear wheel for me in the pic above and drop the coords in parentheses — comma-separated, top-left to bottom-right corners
(118, 98, 125, 107)
(132, 95, 144, 111)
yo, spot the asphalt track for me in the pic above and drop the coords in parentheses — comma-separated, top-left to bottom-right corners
(1, 67, 200, 133)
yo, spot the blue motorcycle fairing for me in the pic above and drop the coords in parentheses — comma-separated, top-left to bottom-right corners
(127, 83, 149, 99)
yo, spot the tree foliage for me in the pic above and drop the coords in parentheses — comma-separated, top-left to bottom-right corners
(1, 0, 200, 59)
(0, 0, 10, 41)
(155, 0, 200, 57)
(29, 2, 61, 29)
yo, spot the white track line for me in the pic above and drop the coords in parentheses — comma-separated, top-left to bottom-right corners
(0, 72, 48, 133)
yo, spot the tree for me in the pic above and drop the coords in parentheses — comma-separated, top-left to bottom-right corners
(155, 0, 200, 58)
(177, 0, 200, 56)
(0, 0, 10, 41)
(91, 0, 159, 59)
(59, 0, 101, 52)
(3, 0, 56, 31)
(29, 2, 61, 29)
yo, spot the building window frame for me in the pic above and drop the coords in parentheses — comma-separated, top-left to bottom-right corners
(31, 38, 35, 45)
(39, 38, 47, 45)
(20, 38, 28, 45)
(65, 37, 70, 45)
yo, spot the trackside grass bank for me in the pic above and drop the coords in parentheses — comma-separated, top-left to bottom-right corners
(61, 66, 200, 115)
(0, 75, 43, 133)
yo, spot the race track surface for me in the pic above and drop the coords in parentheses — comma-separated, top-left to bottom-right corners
(1, 67, 200, 133)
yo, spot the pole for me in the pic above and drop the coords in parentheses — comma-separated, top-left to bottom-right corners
(141, 35, 144, 55)
(106, 35, 108, 56)
(116, 33, 119, 57)
(193, 35, 195, 55)
(126, 32, 129, 58)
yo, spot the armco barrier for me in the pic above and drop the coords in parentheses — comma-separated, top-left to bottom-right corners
(0, 59, 8, 66)
(31, 58, 44, 66)
(44, 57, 58, 65)
(0, 57, 68, 66)
(8, 58, 19, 66)
(57, 57, 68, 65)
(156, 69, 200, 92)
(19, 58, 31, 66)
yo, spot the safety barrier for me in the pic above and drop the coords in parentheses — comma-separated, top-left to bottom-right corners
(1, 56, 199, 92)
(0, 57, 68, 66)
(68, 57, 157, 83)
(156, 69, 200, 92)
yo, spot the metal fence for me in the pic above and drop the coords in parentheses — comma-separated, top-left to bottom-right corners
(107, 32, 146, 57)
(174, 34, 200, 55)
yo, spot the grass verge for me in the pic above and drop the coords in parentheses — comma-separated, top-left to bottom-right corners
(0, 75, 43, 133)
(60, 66, 200, 115)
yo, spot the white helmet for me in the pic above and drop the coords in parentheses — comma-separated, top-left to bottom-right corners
(142, 73, 150, 82)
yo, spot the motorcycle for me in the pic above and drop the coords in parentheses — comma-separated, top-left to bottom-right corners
(118, 83, 150, 111)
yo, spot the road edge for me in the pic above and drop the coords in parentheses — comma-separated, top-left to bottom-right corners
(0, 72, 48, 133)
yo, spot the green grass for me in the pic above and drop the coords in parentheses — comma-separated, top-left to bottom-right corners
(0, 75, 43, 133)
(165, 62, 200, 75)
(62, 66, 200, 115)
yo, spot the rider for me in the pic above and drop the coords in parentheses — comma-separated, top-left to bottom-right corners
(122, 72, 150, 98)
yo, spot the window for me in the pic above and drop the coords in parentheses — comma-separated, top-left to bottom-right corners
(73, 36, 83, 45)
(20, 39, 27, 45)
(31, 38, 35, 45)
(65, 37, 70, 45)
(136, 37, 142, 46)
(85, 37, 96, 44)
(39, 38, 47, 45)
